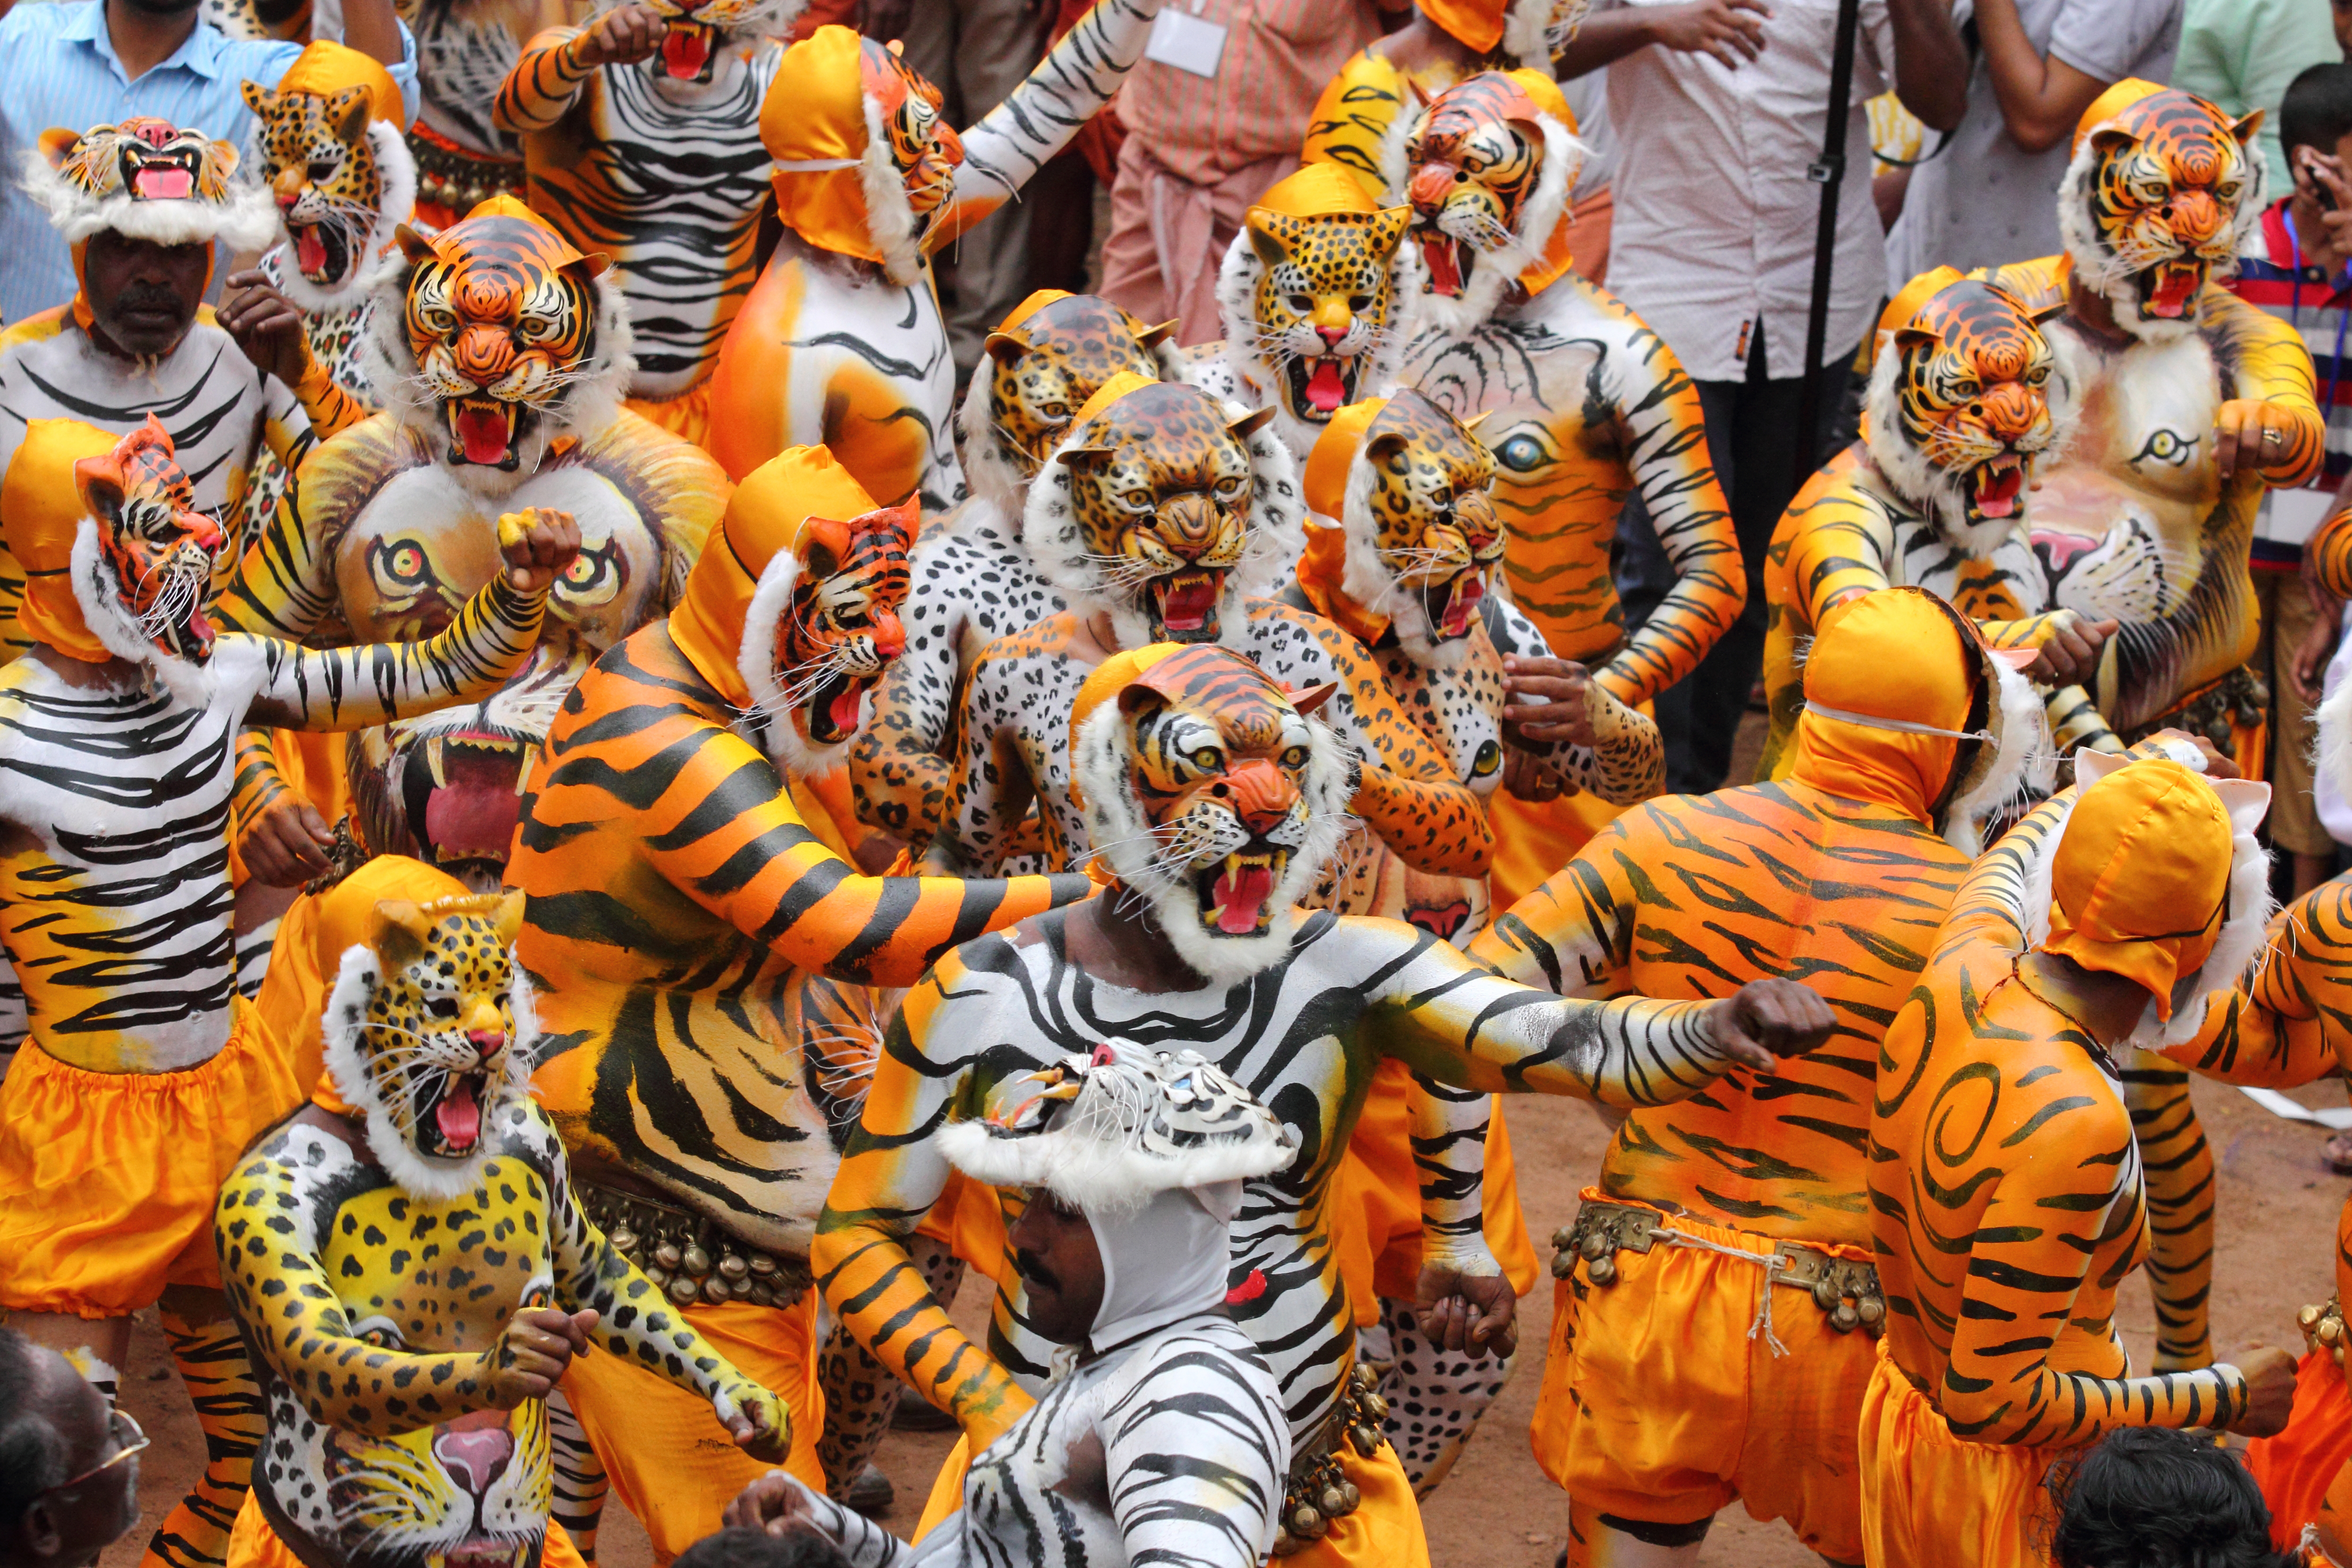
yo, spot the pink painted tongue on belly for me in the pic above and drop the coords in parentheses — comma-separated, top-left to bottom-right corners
(425, 781, 521, 858)
(134, 168, 193, 200)
(1305, 358, 1348, 413)
(1214, 864, 1275, 934)
(455, 405, 510, 466)
(662, 27, 710, 77)
(435, 1076, 481, 1147)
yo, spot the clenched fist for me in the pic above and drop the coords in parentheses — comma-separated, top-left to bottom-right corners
(482, 1306, 599, 1407)
(1705, 978, 1836, 1072)
(496, 507, 582, 593)
(568, 4, 666, 67)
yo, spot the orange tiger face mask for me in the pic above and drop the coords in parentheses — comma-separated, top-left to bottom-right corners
(75, 415, 225, 667)
(862, 41, 963, 232)
(760, 500, 915, 754)
(2063, 86, 2260, 339)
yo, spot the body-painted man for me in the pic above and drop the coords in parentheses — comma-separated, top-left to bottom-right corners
(1388, 71, 1738, 895)
(217, 195, 727, 900)
(0, 415, 577, 1568)
(816, 638, 1835, 1567)
(400, 0, 572, 227)
(216, 863, 788, 1568)
(509, 445, 1091, 1556)
(730, 1044, 1298, 1568)
(1472, 588, 2047, 1568)
(502, 2, 1147, 466)
(846, 290, 1179, 856)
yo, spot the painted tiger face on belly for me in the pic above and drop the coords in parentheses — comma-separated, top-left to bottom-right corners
(2062, 85, 2260, 342)
(1071, 642, 1353, 985)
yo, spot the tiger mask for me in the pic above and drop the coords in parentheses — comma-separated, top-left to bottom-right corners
(1026, 377, 1303, 649)
(2059, 84, 2261, 344)
(1211, 169, 1417, 455)
(737, 499, 917, 774)
(957, 293, 1180, 517)
(323, 891, 533, 1201)
(1864, 275, 2075, 554)
(1391, 71, 1581, 336)
(1319, 390, 1501, 669)
(70, 415, 228, 698)
(615, 0, 811, 83)
(241, 50, 417, 307)
(1070, 643, 1354, 987)
(369, 197, 633, 494)
(25, 116, 276, 252)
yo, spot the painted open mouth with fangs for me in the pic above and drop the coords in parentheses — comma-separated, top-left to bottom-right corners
(1419, 230, 1469, 297)
(802, 670, 877, 746)
(291, 220, 352, 287)
(411, 1059, 493, 1161)
(446, 397, 524, 469)
(1150, 569, 1225, 641)
(2140, 258, 2206, 319)
(1285, 350, 1358, 418)
(1970, 451, 2026, 520)
(1417, 567, 1486, 640)
(1196, 848, 1288, 936)
(659, 17, 718, 80)
(426, 1538, 529, 1568)
(400, 729, 529, 885)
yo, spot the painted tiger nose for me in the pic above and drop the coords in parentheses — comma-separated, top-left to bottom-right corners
(1223, 758, 1299, 833)
(1408, 163, 1459, 212)
(1156, 492, 1220, 554)
(272, 168, 305, 207)
(1978, 381, 2042, 437)
(433, 1417, 514, 1495)
(452, 325, 514, 375)
(870, 607, 907, 661)
(2166, 189, 2222, 240)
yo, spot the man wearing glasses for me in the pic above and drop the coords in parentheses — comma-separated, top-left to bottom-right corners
(0, 1328, 145, 1568)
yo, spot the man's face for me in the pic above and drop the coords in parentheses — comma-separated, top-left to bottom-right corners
(13, 1355, 140, 1568)
(1009, 1189, 1106, 1346)
(82, 231, 207, 360)
(2337, 0, 2352, 59)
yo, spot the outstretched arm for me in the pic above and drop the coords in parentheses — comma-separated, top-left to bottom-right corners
(929, 0, 1161, 252)
(2157, 878, 2352, 1088)
(1468, 815, 1641, 998)
(1100, 1333, 1290, 1568)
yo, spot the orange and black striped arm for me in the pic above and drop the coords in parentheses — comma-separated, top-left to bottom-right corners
(493, 26, 595, 137)
(290, 344, 369, 443)
(1300, 50, 1409, 203)
(240, 568, 548, 730)
(2309, 503, 2352, 602)
(2206, 283, 2327, 491)
(2163, 875, 2352, 1087)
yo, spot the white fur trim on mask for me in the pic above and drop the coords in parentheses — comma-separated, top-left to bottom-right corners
(1412, 114, 1582, 339)
(2016, 745, 2275, 1050)
(1941, 649, 2056, 856)
(592, 0, 810, 37)
(321, 941, 537, 1202)
(70, 516, 219, 709)
(1328, 448, 1474, 670)
(1070, 698, 1354, 987)
(1502, 0, 1578, 74)
(2318, 659, 2352, 809)
(2056, 121, 2265, 347)
(736, 543, 863, 776)
(861, 89, 925, 288)
(22, 150, 278, 253)
(265, 120, 418, 314)
(956, 372, 1030, 522)
(935, 1115, 1292, 1212)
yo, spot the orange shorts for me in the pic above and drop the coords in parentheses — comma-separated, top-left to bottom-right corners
(0, 1001, 298, 1317)
(1530, 1194, 1875, 1563)
(626, 381, 715, 452)
(1857, 1338, 2067, 1568)
(1332, 1056, 1538, 1324)
(915, 1421, 1430, 1567)
(559, 1290, 826, 1564)
(227, 1491, 589, 1568)
(2248, 1348, 2352, 1551)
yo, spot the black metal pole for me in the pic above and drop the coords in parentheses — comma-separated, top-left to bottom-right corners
(1794, 0, 1865, 491)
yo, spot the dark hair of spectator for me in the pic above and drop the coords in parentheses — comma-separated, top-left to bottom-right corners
(672, 1526, 852, 1568)
(2046, 1426, 2301, 1568)
(2280, 62, 2352, 165)
(0, 1329, 69, 1530)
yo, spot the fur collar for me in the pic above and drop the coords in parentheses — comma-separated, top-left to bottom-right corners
(1070, 700, 1354, 988)
(1328, 450, 1473, 670)
(2014, 742, 2275, 1051)
(70, 517, 218, 709)
(266, 119, 417, 315)
(1940, 650, 2056, 856)
(322, 942, 541, 1202)
(1383, 112, 1582, 337)
(1023, 399, 1306, 653)
(1861, 342, 2081, 559)
(736, 545, 863, 776)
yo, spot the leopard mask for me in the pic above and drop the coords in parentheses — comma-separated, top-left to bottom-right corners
(241, 54, 417, 309)
(1070, 643, 1354, 986)
(366, 196, 633, 496)
(1320, 390, 1502, 669)
(322, 891, 533, 1201)
(2058, 84, 2262, 345)
(1864, 274, 2075, 555)
(956, 292, 1182, 518)
(736, 498, 917, 775)
(1025, 377, 1303, 650)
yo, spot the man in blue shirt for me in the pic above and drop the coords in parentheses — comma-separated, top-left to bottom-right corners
(0, 0, 415, 322)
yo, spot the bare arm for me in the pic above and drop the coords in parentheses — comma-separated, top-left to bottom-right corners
(340, 0, 403, 67)
(1553, 0, 1771, 76)
(1972, 0, 2114, 154)
(1886, 0, 1967, 131)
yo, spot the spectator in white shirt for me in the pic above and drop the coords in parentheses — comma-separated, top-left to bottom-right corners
(1561, 0, 1967, 793)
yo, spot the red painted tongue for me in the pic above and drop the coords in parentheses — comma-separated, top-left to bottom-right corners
(436, 1077, 481, 1147)
(1441, 572, 1483, 634)
(827, 686, 863, 735)
(455, 405, 511, 466)
(2150, 265, 2198, 316)
(425, 779, 522, 858)
(1160, 576, 1217, 632)
(1214, 864, 1275, 935)
(134, 167, 193, 200)
(1305, 358, 1348, 413)
(1421, 236, 1463, 297)
(295, 226, 327, 277)
(661, 25, 710, 78)
(1976, 461, 2023, 517)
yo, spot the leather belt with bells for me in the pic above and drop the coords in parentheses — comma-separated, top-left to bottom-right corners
(1552, 1199, 1887, 1337)
(1269, 1364, 1388, 1556)
(576, 1177, 812, 1310)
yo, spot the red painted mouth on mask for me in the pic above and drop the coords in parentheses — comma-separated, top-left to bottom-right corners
(2147, 260, 2202, 318)
(1152, 570, 1222, 637)
(295, 224, 327, 277)
(1438, 569, 1484, 636)
(829, 685, 863, 735)
(451, 399, 516, 467)
(133, 167, 193, 200)
(1421, 233, 1465, 297)
(1210, 856, 1276, 935)
(1304, 356, 1349, 413)
(661, 20, 714, 79)
(434, 1074, 482, 1150)
(1972, 453, 2024, 518)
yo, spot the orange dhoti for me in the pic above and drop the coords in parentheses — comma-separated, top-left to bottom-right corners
(2249, 1348, 2352, 1551)
(1488, 790, 1632, 911)
(227, 1493, 590, 1568)
(915, 1422, 1430, 1567)
(1858, 1338, 2068, 1568)
(1532, 1194, 1877, 1564)
(0, 1000, 297, 1316)
(559, 1291, 827, 1563)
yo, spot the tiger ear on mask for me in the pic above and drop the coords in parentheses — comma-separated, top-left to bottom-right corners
(240, 80, 280, 119)
(2230, 109, 2263, 147)
(1138, 320, 1180, 351)
(1248, 210, 1307, 269)
(368, 898, 439, 973)
(983, 328, 1031, 366)
(1228, 407, 1277, 441)
(795, 516, 856, 581)
(394, 224, 436, 266)
(328, 85, 372, 147)
(1368, 205, 1412, 255)
(560, 253, 614, 288)
(489, 890, 525, 948)
(38, 127, 81, 171)
(73, 463, 127, 532)
(1288, 680, 1338, 717)
(1365, 430, 1414, 472)
(1117, 683, 1168, 722)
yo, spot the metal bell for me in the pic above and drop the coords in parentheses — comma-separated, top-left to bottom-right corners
(609, 1229, 639, 1255)
(719, 1254, 750, 1281)
(1830, 1302, 1860, 1333)
(654, 1242, 683, 1271)
(668, 1275, 699, 1305)
(682, 1245, 713, 1278)
(1586, 1254, 1618, 1287)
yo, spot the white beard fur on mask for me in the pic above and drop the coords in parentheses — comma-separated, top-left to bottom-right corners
(71, 517, 219, 710)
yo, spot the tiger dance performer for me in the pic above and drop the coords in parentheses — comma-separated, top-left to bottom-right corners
(700, 13, 1161, 504)
(814, 638, 1836, 1568)
(215, 864, 790, 1568)
(728, 1044, 1297, 1568)
(1965, 80, 2325, 1381)
(403, 0, 572, 228)
(1291, 390, 1652, 1493)
(1182, 164, 1416, 465)
(0, 415, 578, 1568)
(1759, 270, 2108, 778)
(847, 289, 1180, 856)
(1470, 588, 2046, 1568)
(218, 195, 725, 905)
(1389, 70, 1734, 898)
(499, 1, 1149, 468)
(509, 444, 1091, 1557)
(1303, 0, 1587, 200)
(1861, 747, 2317, 1568)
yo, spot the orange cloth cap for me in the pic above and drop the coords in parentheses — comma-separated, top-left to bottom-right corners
(308, 856, 475, 1115)
(2045, 758, 2234, 1018)
(2, 417, 126, 664)
(272, 39, 405, 126)
(1793, 588, 1982, 821)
